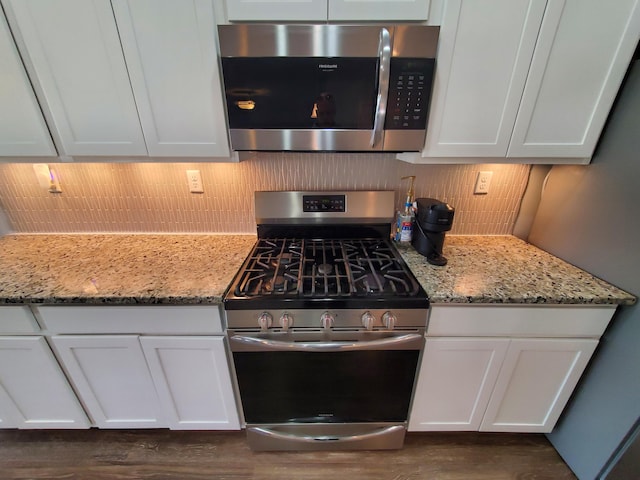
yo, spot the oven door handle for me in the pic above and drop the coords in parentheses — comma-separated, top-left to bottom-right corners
(248, 424, 405, 445)
(229, 333, 423, 351)
(370, 27, 391, 148)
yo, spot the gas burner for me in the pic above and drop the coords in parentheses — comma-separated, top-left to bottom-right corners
(231, 237, 421, 300)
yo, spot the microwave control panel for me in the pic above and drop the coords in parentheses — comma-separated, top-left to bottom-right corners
(385, 58, 435, 130)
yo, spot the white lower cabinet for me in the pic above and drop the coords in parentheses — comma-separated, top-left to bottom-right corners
(41, 306, 240, 430)
(51, 335, 166, 428)
(409, 337, 509, 431)
(409, 306, 614, 433)
(140, 336, 240, 430)
(0, 336, 89, 429)
(479, 338, 597, 432)
(0, 306, 89, 429)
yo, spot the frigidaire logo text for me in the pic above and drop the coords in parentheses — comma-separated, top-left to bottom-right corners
(318, 64, 338, 69)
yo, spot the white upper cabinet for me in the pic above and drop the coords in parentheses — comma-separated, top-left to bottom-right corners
(0, 8, 55, 157)
(111, 0, 230, 157)
(422, 0, 546, 158)
(4, 0, 147, 156)
(226, 0, 328, 21)
(508, 0, 640, 157)
(328, 0, 430, 21)
(224, 0, 431, 21)
(421, 0, 640, 162)
(3, 0, 231, 159)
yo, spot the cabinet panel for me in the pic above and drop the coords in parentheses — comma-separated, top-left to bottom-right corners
(480, 338, 598, 432)
(226, 0, 328, 21)
(328, 0, 430, 20)
(422, 0, 546, 157)
(141, 336, 240, 430)
(0, 336, 89, 428)
(112, 0, 230, 157)
(0, 10, 55, 157)
(5, 0, 147, 156)
(508, 0, 640, 157)
(427, 305, 616, 338)
(0, 306, 40, 333)
(51, 335, 166, 428)
(409, 338, 508, 431)
(37, 305, 223, 334)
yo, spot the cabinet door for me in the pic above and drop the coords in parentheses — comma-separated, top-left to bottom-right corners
(0, 9, 55, 157)
(480, 338, 598, 433)
(0, 336, 89, 429)
(112, 0, 230, 157)
(225, 0, 328, 21)
(328, 0, 430, 20)
(141, 336, 240, 430)
(508, 0, 640, 158)
(5, 0, 147, 156)
(51, 335, 166, 428)
(408, 338, 509, 431)
(422, 0, 546, 157)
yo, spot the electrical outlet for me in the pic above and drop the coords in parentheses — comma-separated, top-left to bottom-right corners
(33, 164, 61, 193)
(474, 171, 493, 194)
(186, 169, 203, 193)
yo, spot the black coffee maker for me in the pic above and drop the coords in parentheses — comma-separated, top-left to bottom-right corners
(412, 198, 455, 266)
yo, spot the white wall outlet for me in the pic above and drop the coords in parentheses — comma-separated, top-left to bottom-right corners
(186, 169, 203, 193)
(33, 164, 61, 193)
(474, 171, 493, 194)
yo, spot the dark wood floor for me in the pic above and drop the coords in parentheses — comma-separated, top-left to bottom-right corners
(0, 429, 576, 480)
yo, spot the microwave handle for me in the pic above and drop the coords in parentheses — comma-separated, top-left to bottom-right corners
(370, 27, 391, 148)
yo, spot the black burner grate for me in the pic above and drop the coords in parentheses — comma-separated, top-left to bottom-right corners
(234, 238, 420, 299)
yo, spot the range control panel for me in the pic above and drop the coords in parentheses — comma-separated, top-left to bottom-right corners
(385, 58, 435, 130)
(302, 194, 346, 212)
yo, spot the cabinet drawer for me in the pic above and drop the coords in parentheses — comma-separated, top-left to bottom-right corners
(427, 305, 616, 338)
(0, 306, 40, 334)
(37, 306, 223, 334)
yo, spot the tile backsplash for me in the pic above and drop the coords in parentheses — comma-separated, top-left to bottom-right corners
(0, 154, 530, 235)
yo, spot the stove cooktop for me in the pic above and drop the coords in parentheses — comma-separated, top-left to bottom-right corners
(223, 237, 428, 311)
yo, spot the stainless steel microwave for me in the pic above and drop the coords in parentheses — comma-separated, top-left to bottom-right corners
(218, 24, 439, 152)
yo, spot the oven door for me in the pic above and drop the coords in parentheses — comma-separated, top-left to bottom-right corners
(228, 330, 423, 450)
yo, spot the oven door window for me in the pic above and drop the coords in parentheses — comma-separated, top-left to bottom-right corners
(233, 350, 419, 424)
(222, 57, 377, 130)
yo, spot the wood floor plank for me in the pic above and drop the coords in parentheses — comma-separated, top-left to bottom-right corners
(0, 430, 576, 479)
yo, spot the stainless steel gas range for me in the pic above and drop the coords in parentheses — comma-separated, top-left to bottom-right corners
(223, 191, 429, 451)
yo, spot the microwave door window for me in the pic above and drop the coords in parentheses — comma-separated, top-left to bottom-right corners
(222, 58, 378, 130)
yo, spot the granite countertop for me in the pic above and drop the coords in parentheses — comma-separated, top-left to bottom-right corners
(0, 233, 635, 306)
(396, 235, 635, 305)
(0, 234, 256, 305)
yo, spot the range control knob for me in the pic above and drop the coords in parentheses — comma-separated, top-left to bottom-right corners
(382, 311, 397, 330)
(361, 311, 376, 331)
(257, 312, 273, 331)
(320, 311, 335, 330)
(280, 312, 293, 331)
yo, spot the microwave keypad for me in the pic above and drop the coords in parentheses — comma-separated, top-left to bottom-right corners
(386, 58, 434, 130)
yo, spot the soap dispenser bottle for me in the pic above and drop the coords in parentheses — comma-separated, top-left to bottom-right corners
(395, 175, 416, 242)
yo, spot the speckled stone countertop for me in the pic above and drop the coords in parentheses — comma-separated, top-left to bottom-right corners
(396, 235, 635, 305)
(0, 234, 634, 306)
(0, 234, 256, 304)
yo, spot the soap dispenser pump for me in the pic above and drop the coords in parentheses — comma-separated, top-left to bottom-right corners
(395, 175, 416, 242)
